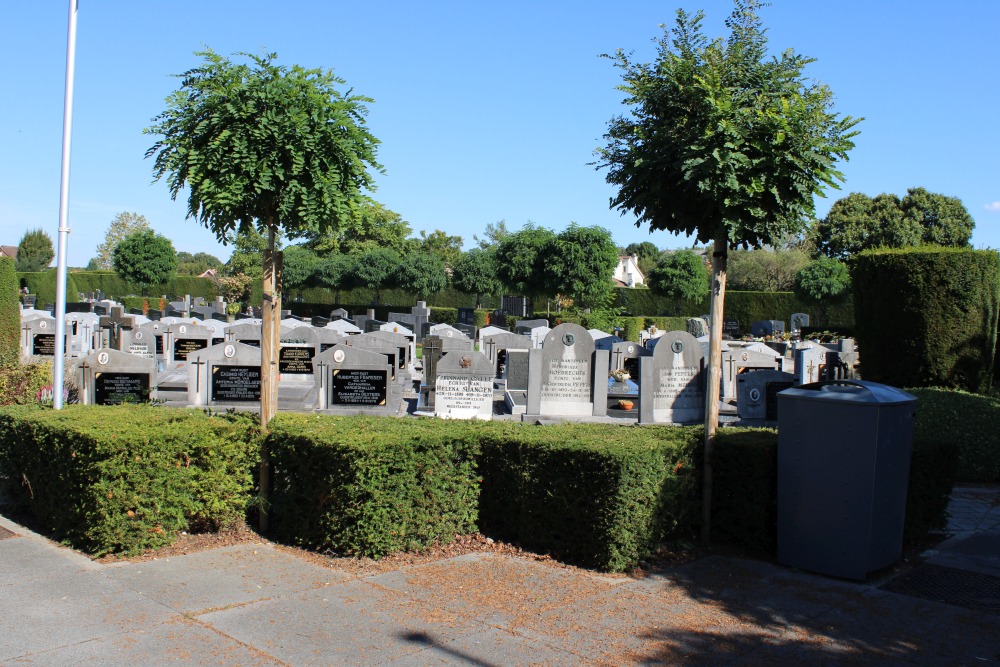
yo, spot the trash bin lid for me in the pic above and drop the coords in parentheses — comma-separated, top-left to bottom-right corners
(777, 380, 916, 406)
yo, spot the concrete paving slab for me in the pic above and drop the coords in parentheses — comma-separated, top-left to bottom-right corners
(5, 617, 284, 666)
(0, 536, 101, 587)
(378, 626, 583, 666)
(0, 568, 179, 662)
(365, 553, 623, 628)
(925, 531, 1000, 578)
(104, 543, 347, 614)
(201, 579, 481, 666)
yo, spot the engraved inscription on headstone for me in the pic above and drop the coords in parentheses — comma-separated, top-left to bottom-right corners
(94, 372, 150, 405)
(279, 346, 315, 374)
(331, 369, 387, 406)
(211, 365, 261, 402)
(174, 338, 208, 361)
(436, 375, 493, 416)
(539, 358, 591, 402)
(33, 333, 55, 356)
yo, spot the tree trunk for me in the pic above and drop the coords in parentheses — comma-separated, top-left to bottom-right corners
(259, 225, 280, 531)
(701, 232, 728, 546)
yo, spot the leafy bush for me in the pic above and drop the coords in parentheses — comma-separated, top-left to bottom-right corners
(853, 247, 1000, 392)
(0, 405, 260, 556)
(0, 362, 53, 405)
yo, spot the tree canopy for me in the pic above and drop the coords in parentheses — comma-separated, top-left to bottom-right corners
(726, 247, 810, 291)
(146, 49, 382, 246)
(16, 228, 54, 272)
(815, 188, 975, 259)
(307, 200, 415, 257)
(494, 223, 557, 302)
(353, 247, 400, 305)
(281, 245, 321, 291)
(394, 251, 447, 300)
(419, 229, 463, 269)
(596, 1, 860, 248)
(452, 248, 503, 309)
(622, 241, 661, 278)
(648, 250, 710, 301)
(544, 224, 619, 308)
(112, 229, 178, 290)
(794, 256, 851, 302)
(94, 212, 150, 271)
(176, 251, 223, 276)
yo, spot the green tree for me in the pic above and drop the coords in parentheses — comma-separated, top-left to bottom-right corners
(452, 248, 503, 309)
(494, 223, 556, 302)
(281, 245, 320, 291)
(726, 247, 810, 291)
(146, 49, 381, 429)
(623, 241, 661, 278)
(308, 200, 415, 257)
(543, 223, 620, 309)
(595, 0, 859, 542)
(900, 187, 975, 247)
(112, 230, 178, 294)
(176, 251, 223, 276)
(395, 252, 447, 300)
(474, 220, 511, 250)
(353, 247, 400, 305)
(794, 256, 851, 303)
(94, 212, 150, 270)
(815, 192, 916, 259)
(315, 253, 355, 304)
(224, 227, 268, 279)
(419, 229, 463, 269)
(648, 249, 710, 301)
(15, 228, 54, 272)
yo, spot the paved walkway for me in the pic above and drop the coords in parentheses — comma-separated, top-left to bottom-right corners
(1, 487, 998, 666)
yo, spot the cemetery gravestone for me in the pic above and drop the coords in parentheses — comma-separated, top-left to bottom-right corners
(79, 349, 157, 405)
(526, 323, 608, 418)
(315, 344, 400, 416)
(279, 327, 319, 377)
(790, 313, 810, 332)
(686, 317, 710, 338)
(167, 322, 215, 363)
(639, 330, 705, 424)
(188, 342, 262, 407)
(434, 351, 494, 420)
(737, 369, 795, 420)
(794, 344, 828, 385)
(503, 348, 530, 415)
(751, 320, 785, 338)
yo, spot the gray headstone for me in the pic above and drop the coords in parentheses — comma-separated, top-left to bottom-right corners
(504, 349, 530, 392)
(794, 344, 828, 385)
(79, 348, 157, 405)
(686, 318, 710, 338)
(790, 313, 810, 332)
(434, 351, 494, 420)
(482, 331, 532, 379)
(315, 344, 399, 416)
(737, 369, 795, 420)
(527, 323, 607, 418)
(639, 330, 704, 424)
(187, 342, 262, 407)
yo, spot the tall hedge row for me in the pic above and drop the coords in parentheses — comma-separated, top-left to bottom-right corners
(19, 271, 217, 303)
(0, 258, 19, 367)
(853, 247, 1000, 393)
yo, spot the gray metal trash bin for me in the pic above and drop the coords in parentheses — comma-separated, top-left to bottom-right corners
(776, 380, 917, 580)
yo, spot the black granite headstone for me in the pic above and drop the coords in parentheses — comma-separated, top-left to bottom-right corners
(94, 372, 150, 405)
(211, 365, 262, 401)
(330, 369, 388, 406)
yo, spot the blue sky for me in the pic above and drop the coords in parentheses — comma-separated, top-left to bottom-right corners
(2, 1, 998, 267)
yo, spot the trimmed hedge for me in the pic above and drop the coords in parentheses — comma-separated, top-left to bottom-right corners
(19, 271, 217, 303)
(265, 414, 482, 558)
(478, 423, 700, 571)
(0, 405, 260, 556)
(0, 258, 19, 367)
(853, 247, 1000, 393)
(910, 387, 1000, 483)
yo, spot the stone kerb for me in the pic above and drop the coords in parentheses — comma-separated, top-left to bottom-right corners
(78, 348, 158, 405)
(526, 322, 608, 419)
(434, 351, 494, 420)
(187, 342, 262, 408)
(639, 330, 705, 425)
(314, 343, 399, 416)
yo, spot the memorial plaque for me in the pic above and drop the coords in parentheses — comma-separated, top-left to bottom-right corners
(724, 319, 740, 338)
(33, 333, 55, 356)
(94, 372, 150, 405)
(330, 369, 388, 406)
(211, 365, 261, 402)
(174, 338, 208, 360)
(436, 374, 493, 418)
(279, 346, 315, 374)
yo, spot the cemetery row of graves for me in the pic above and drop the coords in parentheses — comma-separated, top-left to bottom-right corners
(19, 293, 857, 424)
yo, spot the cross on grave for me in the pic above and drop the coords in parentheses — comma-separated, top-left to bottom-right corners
(99, 307, 137, 349)
(79, 360, 91, 396)
(190, 357, 207, 393)
(484, 338, 497, 361)
(422, 336, 444, 381)
(612, 347, 624, 369)
(316, 358, 328, 393)
(806, 359, 815, 382)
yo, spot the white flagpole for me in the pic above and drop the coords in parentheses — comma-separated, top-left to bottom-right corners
(53, 0, 79, 410)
